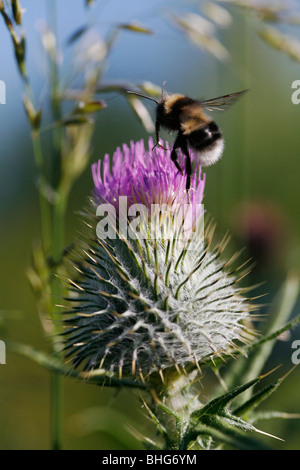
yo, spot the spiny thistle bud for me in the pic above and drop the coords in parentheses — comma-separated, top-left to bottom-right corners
(63, 138, 253, 380)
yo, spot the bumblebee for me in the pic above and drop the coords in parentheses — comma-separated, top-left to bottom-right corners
(127, 87, 247, 193)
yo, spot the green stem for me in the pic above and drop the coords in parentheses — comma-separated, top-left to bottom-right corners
(47, 0, 65, 450)
(31, 130, 52, 255)
(32, 120, 64, 450)
(51, 371, 63, 450)
(52, 192, 67, 263)
(50, 227, 64, 452)
(47, 0, 62, 190)
(32, 98, 64, 453)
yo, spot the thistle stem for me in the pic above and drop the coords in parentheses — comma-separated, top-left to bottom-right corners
(51, 371, 63, 450)
(31, 130, 52, 254)
(47, 0, 65, 450)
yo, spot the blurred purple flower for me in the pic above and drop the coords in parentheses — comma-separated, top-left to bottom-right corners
(232, 201, 289, 274)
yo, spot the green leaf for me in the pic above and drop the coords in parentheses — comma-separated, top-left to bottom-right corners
(125, 424, 163, 450)
(61, 115, 94, 126)
(191, 375, 261, 420)
(259, 25, 300, 62)
(118, 22, 153, 34)
(23, 95, 42, 130)
(249, 313, 300, 350)
(203, 2, 232, 27)
(126, 95, 155, 133)
(184, 377, 281, 450)
(233, 380, 282, 419)
(33, 108, 43, 130)
(234, 366, 299, 422)
(189, 419, 271, 450)
(74, 100, 107, 114)
(138, 81, 162, 98)
(96, 83, 130, 94)
(67, 25, 88, 45)
(11, 0, 22, 25)
(224, 272, 300, 393)
(221, 1, 284, 21)
(170, 11, 230, 62)
(7, 341, 145, 388)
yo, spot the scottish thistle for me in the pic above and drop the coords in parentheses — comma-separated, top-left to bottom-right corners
(64, 139, 252, 375)
(61, 138, 278, 450)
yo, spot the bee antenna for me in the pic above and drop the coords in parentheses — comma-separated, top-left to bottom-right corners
(126, 91, 158, 104)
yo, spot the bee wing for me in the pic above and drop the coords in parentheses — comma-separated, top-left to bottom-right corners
(199, 90, 248, 112)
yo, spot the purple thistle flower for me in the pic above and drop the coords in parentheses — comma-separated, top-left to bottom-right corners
(92, 137, 206, 209)
(64, 138, 253, 379)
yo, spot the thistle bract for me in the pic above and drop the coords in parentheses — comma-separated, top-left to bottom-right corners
(63, 139, 252, 379)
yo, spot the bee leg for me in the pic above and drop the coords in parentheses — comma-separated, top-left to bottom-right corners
(179, 135, 192, 199)
(170, 132, 184, 174)
(171, 151, 183, 174)
(184, 152, 192, 194)
(152, 118, 161, 150)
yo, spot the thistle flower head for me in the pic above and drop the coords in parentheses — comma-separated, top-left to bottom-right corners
(64, 139, 253, 380)
(92, 137, 205, 208)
